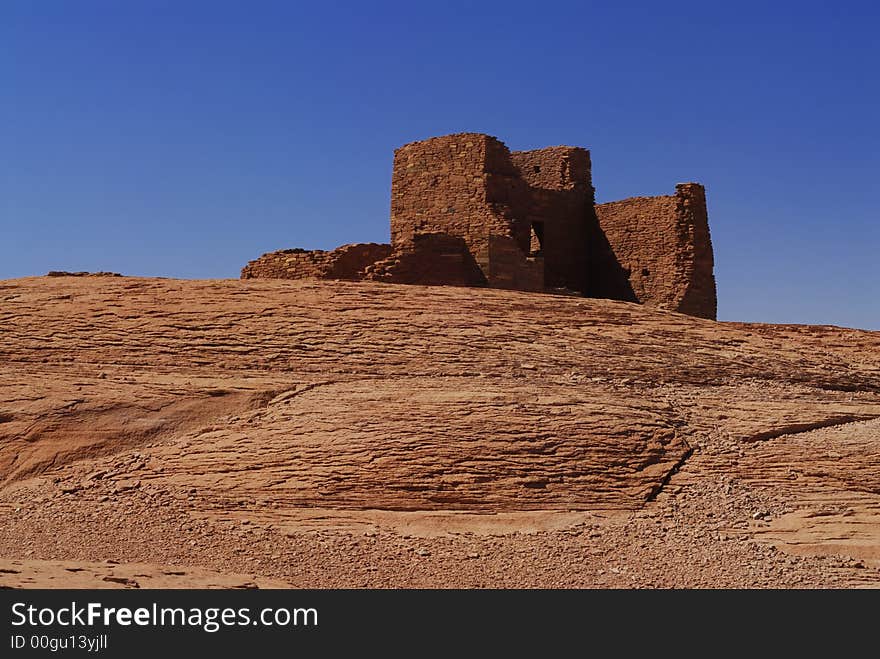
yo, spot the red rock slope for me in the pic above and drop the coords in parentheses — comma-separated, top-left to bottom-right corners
(0, 276, 878, 588)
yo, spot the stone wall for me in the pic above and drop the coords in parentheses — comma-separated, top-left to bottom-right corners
(593, 183, 716, 319)
(508, 146, 591, 191)
(389, 133, 511, 266)
(673, 183, 717, 319)
(484, 235, 544, 291)
(506, 147, 594, 292)
(389, 134, 595, 293)
(365, 234, 487, 287)
(240, 243, 392, 281)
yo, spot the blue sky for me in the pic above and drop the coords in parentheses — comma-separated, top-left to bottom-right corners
(2, 1, 878, 328)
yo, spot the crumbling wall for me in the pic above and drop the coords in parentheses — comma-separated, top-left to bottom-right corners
(484, 236, 544, 291)
(240, 248, 330, 280)
(390, 134, 511, 264)
(389, 133, 555, 290)
(325, 243, 394, 279)
(390, 135, 595, 293)
(240, 243, 391, 280)
(365, 234, 486, 287)
(506, 147, 594, 292)
(509, 147, 591, 192)
(672, 183, 717, 319)
(593, 183, 716, 319)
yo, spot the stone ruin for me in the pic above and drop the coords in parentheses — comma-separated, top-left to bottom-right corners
(241, 133, 717, 319)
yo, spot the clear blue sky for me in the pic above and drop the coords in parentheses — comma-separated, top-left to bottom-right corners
(2, 1, 878, 329)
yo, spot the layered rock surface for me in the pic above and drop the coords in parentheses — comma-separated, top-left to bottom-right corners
(0, 276, 878, 587)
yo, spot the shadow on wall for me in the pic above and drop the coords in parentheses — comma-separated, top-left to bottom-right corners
(365, 234, 487, 287)
(585, 216, 638, 303)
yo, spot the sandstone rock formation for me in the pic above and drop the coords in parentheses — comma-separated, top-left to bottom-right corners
(241, 133, 718, 319)
(1, 276, 878, 588)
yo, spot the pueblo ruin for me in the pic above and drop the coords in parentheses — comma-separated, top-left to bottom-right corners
(242, 133, 717, 320)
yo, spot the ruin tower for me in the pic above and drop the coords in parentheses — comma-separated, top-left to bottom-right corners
(387, 133, 595, 293)
(592, 182, 717, 319)
(241, 132, 718, 320)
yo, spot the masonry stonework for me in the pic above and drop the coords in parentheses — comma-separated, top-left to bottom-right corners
(241, 243, 392, 281)
(592, 184, 717, 319)
(241, 133, 717, 319)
